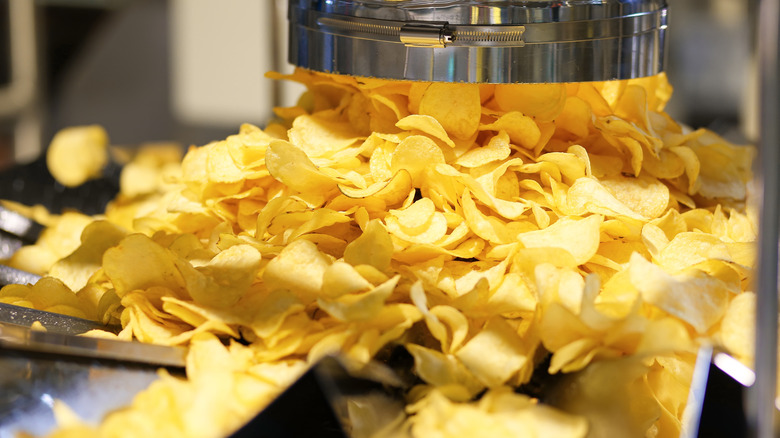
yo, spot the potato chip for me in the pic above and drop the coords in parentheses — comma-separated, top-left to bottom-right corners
(517, 215, 602, 265)
(396, 114, 456, 148)
(46, 125, 109, 187)
(456, 131, 511, 168)
(599, 173, 670, 219)
(455, 316, 533, 387)
(177, 244, 261, 308)
(718, 292, 755, 363)
(103, 234, 187, 298)
(419, 82, 481, 140)
(689, 136, 754, 199)
(479, 112, 541, 150)
(565, 177, 648, 220)
(317, 275, 398, 322)
(262, 238, 331, 303)
(628, 253, 730, 333)
(406, 343, 484, 400)
(0, 276, 95, 320)
(494, 83, 567, 122)
(554, 96, 592, 139)
(656, 232, 732, 273)
(320, 261, 373, 298)
(390, 135, 445, 186)
(48, 221, 127, 291)
(343, 219, 393, 271)
(265, 140, 338, 196)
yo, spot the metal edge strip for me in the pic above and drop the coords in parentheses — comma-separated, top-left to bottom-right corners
(0, 321, 187, 368)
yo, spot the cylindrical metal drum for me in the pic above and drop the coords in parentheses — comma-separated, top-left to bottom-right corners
(288, 0, 668, 83)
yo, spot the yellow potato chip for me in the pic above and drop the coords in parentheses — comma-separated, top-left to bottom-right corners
(287, 114, 363, 158)
(265, 140, 338, 196)
(206, 141, 245, 184)
(419, 82, 481, 140)
(178, 244, 261, 308)
(689, 136, 754, 199)
(718, 292, 755, 363)
(262, 238, 330, 303)
(320, 261, 373, 298)
(396, 115, 456, 148)
(628, 253, 730, 333)
(494, 83, 567, 122)
(455, 316, 532, 388)
(554, 96, 592, 139)
(103, 234, 186, 298)
(565, 177, 647, 220)
(406, 343, 484, 399)
(343, 219, 394, 271)
(599, 174, 670, 219)
(317, 275, 398, 322)
(479, 112, 541, 150)
(0, 276, 95, 320)
(456, 131, 511, 168)
(517, 215, 603, 265)
(460, 190, 512, 244)
(656, 232, 731, 273)
(386, 210, 448, 245)
(390, 135, 445, 186)
(46, 125, 109, 187)
(48, 221, 127, 291)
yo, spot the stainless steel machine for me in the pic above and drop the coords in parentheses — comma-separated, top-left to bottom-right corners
(288, 0, 667, 83)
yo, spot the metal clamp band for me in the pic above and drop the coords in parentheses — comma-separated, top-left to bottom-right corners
(289, 0, 669, 83)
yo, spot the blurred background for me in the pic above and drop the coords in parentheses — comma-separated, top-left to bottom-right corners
(0, 0, 756, 209)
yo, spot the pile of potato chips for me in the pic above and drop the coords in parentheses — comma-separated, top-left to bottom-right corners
(0, 69, 759, 438)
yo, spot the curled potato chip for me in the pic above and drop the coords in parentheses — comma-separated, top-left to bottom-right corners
(49, 221, 127, 291)
(517, 215, 602, 265)
(178, 244, 261, 308)
(0, 276, 95, 320)
(456, 131, 511, 168)
(689, 136, 754, 199)
(628, 253, 730, 333)
(266, 140, 337, 195)
(396, 114, 456, 148)
(262, 239, 331, 303)
(320, 261, 373, 299)
(555, 96, 592, 139)
(317, 275, 398, 322)
(599, 174, 670, 219)
(480, 112, 541, 150)
(103, 234, 186, 298)
(406, 343, 484, 399)
(565, 177, 647, 220)
(719, 292, 755, 363)
(455, 316, 532, 388)
(343, 219, 393, 271)
(390, 135, 445, 186)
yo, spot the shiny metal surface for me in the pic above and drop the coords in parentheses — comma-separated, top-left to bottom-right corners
(289, 0, 668, 83)
(0, 349, 167, 438)
(0, 265, 40, 287)
(750, 0, 780, 435)
(0, 302, 108, 334)
(0, 321, 187, 368)
(0, 205, 41, 243)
